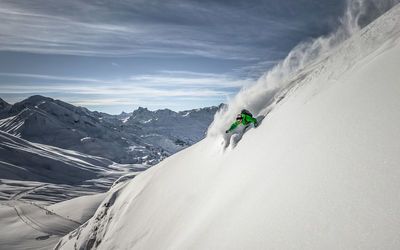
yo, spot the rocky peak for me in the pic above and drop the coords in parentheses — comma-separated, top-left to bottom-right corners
(0, 98, 11, 111)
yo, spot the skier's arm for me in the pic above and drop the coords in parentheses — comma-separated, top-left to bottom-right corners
(227, 121, 240, 132)
(246, 116, 258, 125)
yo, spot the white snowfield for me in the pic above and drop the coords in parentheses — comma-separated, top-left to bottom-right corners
(57, 3, 400, 250)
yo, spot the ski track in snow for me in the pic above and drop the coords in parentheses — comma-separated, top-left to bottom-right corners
(5, 184, 82, 238)
(10, 183, 48, 201)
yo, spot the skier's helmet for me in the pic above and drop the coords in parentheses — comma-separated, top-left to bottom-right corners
(241, 109, 253, 117)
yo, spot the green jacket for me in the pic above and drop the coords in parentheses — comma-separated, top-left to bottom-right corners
(227, 114, 258, 132)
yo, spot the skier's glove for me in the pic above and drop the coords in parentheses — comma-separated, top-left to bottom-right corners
(254, 122, 259, 128)
(225, 130, 229, 133)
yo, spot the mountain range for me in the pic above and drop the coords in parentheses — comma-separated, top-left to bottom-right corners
(0, 95, 221, 165)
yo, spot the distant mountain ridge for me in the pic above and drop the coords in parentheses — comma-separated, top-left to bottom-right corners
(0, 98, 11, 111)
(0, 95, 221, 165)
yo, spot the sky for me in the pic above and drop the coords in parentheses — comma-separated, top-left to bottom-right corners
(0, 0, 349, 114)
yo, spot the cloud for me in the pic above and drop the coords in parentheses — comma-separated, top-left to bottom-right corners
(71, 98, 141, 106)
(0, 83, 232, 97)
(0, 0, 347, 59)
(128, 75, 252, 88)
(0, 70, 248, 108)
(0, 70, 252, 89)
(158, 70, 222, 78)
(0, 1, 243, 58)
(0, 72, 109, 83)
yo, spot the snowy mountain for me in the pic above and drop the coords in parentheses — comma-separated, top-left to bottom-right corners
(56, 3, 400, 250)
(0, 98, 10, 111)
(0, 130, 144, 198)
(123, 106, 222, 151)
(0, 130, 108, 187)
(0, 96, 220, 165)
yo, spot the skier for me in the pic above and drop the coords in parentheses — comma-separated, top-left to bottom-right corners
(225, 109, 258, 133)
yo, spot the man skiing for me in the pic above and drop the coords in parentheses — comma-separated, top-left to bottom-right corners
(225, 109, 258, 133)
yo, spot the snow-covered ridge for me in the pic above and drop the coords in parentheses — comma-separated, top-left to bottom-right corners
(57, 3, 400, 249)
(0, 95, 221, 166)
(0, 97, 11, 111)
(0, 130, 143, 202)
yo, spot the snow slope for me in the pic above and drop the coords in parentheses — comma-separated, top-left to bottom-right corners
(0, 191, 109, 250)
(57, 3, 400, 250)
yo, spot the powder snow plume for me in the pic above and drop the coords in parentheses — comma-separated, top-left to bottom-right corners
(207, 0, 400, 139)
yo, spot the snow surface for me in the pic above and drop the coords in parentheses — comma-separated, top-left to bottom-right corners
(57, 3, 400, 250)
(47, 193, 107, 224)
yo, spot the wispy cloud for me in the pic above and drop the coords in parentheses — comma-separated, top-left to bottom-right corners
(0, 72, 109, 83)
(0, 0, 343, 59)
(0, 1, 239, 58)
(72, 98, 141, 107)
(158, 70, 222, 78)
(0, 70, 248, 108)
(0, 70, 253, 88)
(128, 75, 252, 88)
